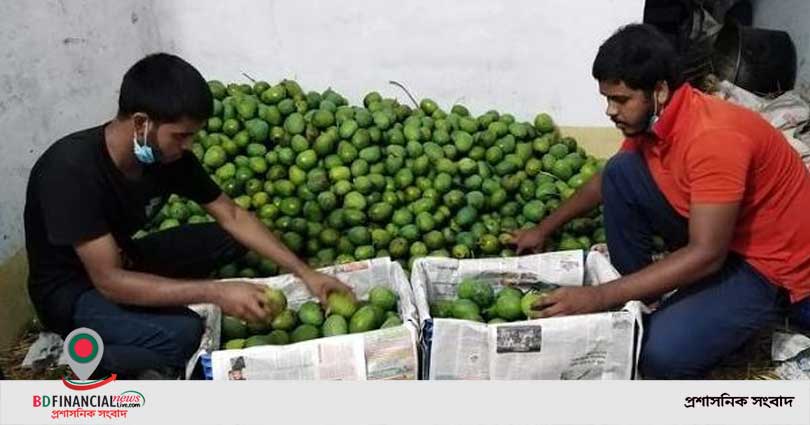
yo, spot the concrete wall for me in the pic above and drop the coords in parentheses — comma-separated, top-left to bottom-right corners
(154, 0, 642, 126)
(0, 0, 163, 348)
(752, 0, 810, 85)
(0, 0, 634, 348)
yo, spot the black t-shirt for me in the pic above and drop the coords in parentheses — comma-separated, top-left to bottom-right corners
(24, 124, 221, 334)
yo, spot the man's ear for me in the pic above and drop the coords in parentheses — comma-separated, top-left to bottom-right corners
(131, 112, 149, 134)
(655, 81, 670, 106)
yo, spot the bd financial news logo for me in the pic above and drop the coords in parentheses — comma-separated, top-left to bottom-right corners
(32, 328, 146, 420)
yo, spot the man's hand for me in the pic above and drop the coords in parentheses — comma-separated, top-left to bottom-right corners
(532, 286, 610, 318)
(207, 194, 356, 305)
(511, 225, 552, 254)
(213, 281, 269, 322)
(510, 172, 603, 255)
(302, 271, 355, 304)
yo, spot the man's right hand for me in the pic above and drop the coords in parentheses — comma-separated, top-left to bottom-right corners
(511, 172, 603, 255)
(512, 224, 553, 254)
(212, 281, 269, 322)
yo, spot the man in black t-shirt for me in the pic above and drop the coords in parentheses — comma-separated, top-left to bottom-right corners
(24, 53, 352, 378)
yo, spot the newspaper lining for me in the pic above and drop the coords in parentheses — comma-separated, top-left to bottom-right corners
(364, 325, 419, 380)
(429, 320, 491, 380)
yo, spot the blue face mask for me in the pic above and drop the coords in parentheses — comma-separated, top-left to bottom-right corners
(133, 121, 161, 164)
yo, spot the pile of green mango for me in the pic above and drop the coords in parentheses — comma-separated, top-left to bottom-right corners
(136, 78, 606, 278)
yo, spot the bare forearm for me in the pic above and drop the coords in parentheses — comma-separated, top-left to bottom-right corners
(93, 269, 220, 307)
(598, 245, 726, 308)
(221, 207, 313, 278)
(539, 172, 603, 231)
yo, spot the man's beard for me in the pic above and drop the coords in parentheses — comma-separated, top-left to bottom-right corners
(613, 108, 655, 137)
(620, 126, 645, 137)
(613, 120, 642, 137)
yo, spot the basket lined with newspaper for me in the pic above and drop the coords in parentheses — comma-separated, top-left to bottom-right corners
(206, 257, 419, 380)
(411, 250, 643, 380)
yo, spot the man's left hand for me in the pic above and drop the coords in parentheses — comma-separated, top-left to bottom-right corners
(302, 272, 355, 304)
(532, 286, 610, 318)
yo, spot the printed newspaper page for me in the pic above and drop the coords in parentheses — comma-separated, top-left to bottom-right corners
(364, 325, 419, 380)
(455, 251, 584, 288)
(213, 344, 319, 380)
(315, 335, 367, 380)
(488, 310, 637, 380)
(429, 319, 490, 380)
(212, 335, 367, 380)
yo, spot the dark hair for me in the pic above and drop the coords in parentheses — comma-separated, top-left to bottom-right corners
(117, 53, 212, 122)
(592, 24, 683, 92)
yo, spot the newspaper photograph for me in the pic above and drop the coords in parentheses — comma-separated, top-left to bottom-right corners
(495, 325, 543, 354)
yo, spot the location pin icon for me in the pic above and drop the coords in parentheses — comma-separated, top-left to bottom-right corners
(64, 328, 104, 380)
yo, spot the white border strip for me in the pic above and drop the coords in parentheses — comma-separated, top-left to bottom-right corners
(1, 380, 808, 425)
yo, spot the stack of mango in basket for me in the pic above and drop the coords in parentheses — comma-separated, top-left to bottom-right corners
(430, 278, 556, 324)
(221, 286, 401, 349)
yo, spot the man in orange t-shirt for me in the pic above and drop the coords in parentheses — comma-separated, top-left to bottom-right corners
(514, 24, 810, 378)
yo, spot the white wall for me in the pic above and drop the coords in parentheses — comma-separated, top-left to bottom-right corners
(0, 0, 162, 262)
(155, 0, 642, 125)
(752, 0, 810, 86)
(0, 0, 642, 264)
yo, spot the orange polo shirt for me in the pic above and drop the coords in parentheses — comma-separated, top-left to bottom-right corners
(621, 83, 810, 302)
